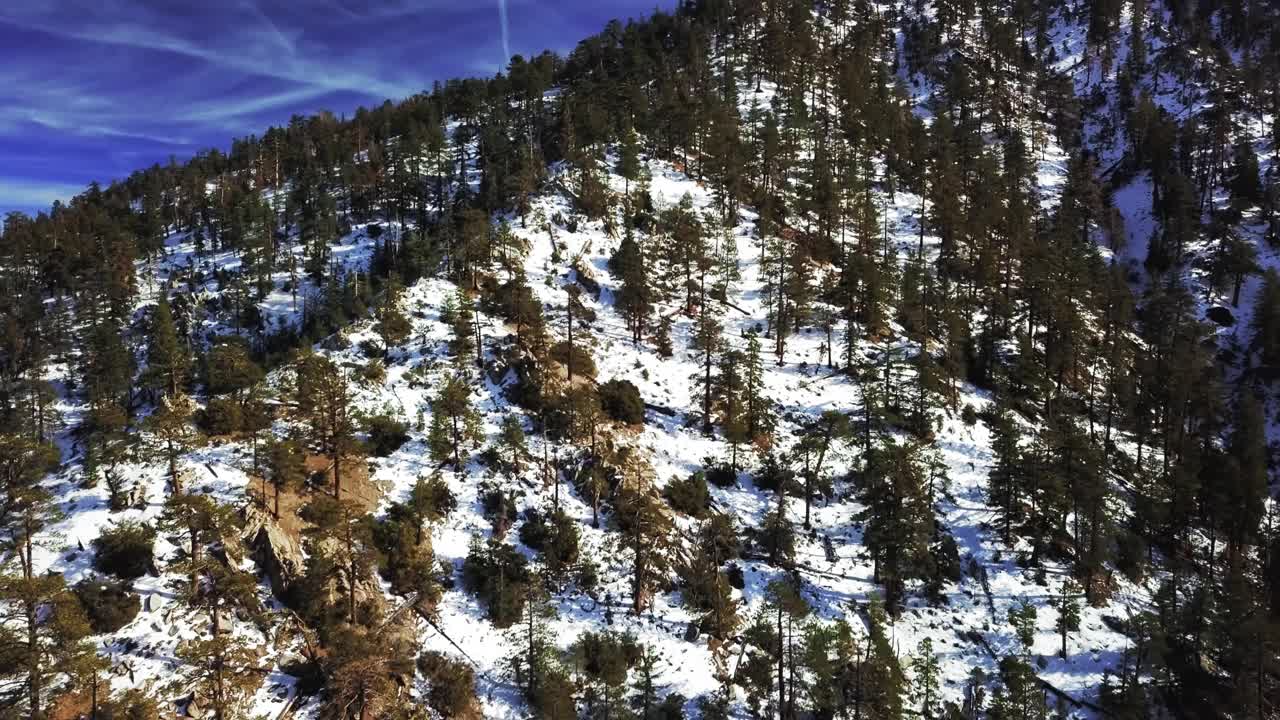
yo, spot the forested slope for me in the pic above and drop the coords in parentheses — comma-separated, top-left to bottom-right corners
(0, 1, 1278, 719)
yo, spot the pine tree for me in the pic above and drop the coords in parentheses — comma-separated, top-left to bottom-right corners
(448, 288, 481, 369)
(912, 637, 941, 720)
(143, 391, 197, 489)
(615, 475, 674, 615)
(0, 572, 96, 720)
(506, 581, 556, 704)
(1054, 578, 1082, 658)
(864, 596, 906, 720)
(375, 273, 413, 349)
(427, 373, 483, 470)
(742, 331, 775, 443)
(293, 353, 361, 499)
(611, 233, 652, 345)
(691, 302, 723, 436)
(498, 413, 528, 474)
(144, 294, 190, 397)
(266, 437, 306, 519)
(318, 624, 415, 720)
(300, 494, 378, 626)
(857, 439, 935, 614)
(159, 494, 256, 632)
(796, 411, 850, 529)
(987, 402, 1029, 545)
(171, 633, 262, 720)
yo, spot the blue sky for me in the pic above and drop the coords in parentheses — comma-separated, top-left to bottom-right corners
(0, 0, 670, 218)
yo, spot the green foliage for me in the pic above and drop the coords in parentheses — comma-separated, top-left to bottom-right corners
(73, 577, 140, 633)
(1008, 600, 1038, 653)
(417, 651, 477, 717)
(376, 274, 413, 348)
(550, 340, 597, 378)
(428, 373, 483, 469)
(0, 572, 95, 719)
(663, 470, 710, 517)
(599, 378, 645, 425)
(293, 352, 363, 499)
(1054, 579, 1082, 656)
(266, 437, 306, 518)
(911, 637, 941, 719)
(92, 521, 156, 580)
(518, 507, 581, 581)
(144, 295, 191, 395)
(482, 486, 519, 537)
(373, 483, 447, 601)
(364, 411, 409, 457)
(462, 536, 531, 628)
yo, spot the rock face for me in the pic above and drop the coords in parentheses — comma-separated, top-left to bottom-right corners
(241, 506, 304, 597)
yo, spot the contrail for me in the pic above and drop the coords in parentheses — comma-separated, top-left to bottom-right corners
(497, 0, 511, 66)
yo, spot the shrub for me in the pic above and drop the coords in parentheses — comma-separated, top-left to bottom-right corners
(704, 462, 737, 488)
(462, 537, 530, 628)
(599, 379, 644, 425)
(572, 631, 640, 685)
(200, 396, 242, 435)
(98, 689, 160, 720)
(961, 404, 979, 426)
(358, 358, 387, 384)
(551, 341, 597, 378)
(364, 412, 409, 456)
(481, 487, 518, 538)
(417, 651, 477, 717)
(73, 578, 140, 633)
(657, 693, 688, 720)
(664, 472, 710, 517)
(518, 508, 580, 580)
(92, 521, 155, 580)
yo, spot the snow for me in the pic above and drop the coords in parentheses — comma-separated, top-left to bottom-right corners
(27, 1, 1272, 716)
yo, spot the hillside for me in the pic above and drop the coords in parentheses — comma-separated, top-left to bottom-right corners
(1, 1, 1278, 720)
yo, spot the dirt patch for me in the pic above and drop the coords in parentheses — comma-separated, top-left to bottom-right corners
(247, 454, 385, 540)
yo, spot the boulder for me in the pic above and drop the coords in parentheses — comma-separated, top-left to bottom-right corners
(241, 506, 304, 597)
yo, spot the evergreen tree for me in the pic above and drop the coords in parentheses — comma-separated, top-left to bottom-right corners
(299, 494, 378, 626)
(427, 373, 483, 470)
(1054, 578, 1082, 658)
(375, 273, 413, 349)
(857, 439, 935, 614)
(172, 634, 262, 720)
(614, 477, 674, 615)
(144, 294, 190, 397)
(266, 437, 306, 519)
(912, 637, 941, 720)
(293, 353, 361, 499)
(143, 391, 197, 489)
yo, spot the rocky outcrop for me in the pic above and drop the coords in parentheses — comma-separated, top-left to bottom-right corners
(242, 506, 304, 597)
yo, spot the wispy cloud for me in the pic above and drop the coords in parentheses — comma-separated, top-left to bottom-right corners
(0, 4, 424, 101)
(0, 0, 671, 220)
(0, 176, 85, 210)
(497, 0, 512, 67)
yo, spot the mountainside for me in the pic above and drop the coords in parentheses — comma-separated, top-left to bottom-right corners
(1, 1, 1278, 720)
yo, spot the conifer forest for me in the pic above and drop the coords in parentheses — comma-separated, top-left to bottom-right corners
(1, 0, 1279, 718)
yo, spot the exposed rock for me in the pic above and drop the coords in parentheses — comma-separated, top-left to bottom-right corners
(241, 506, 304, 597)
